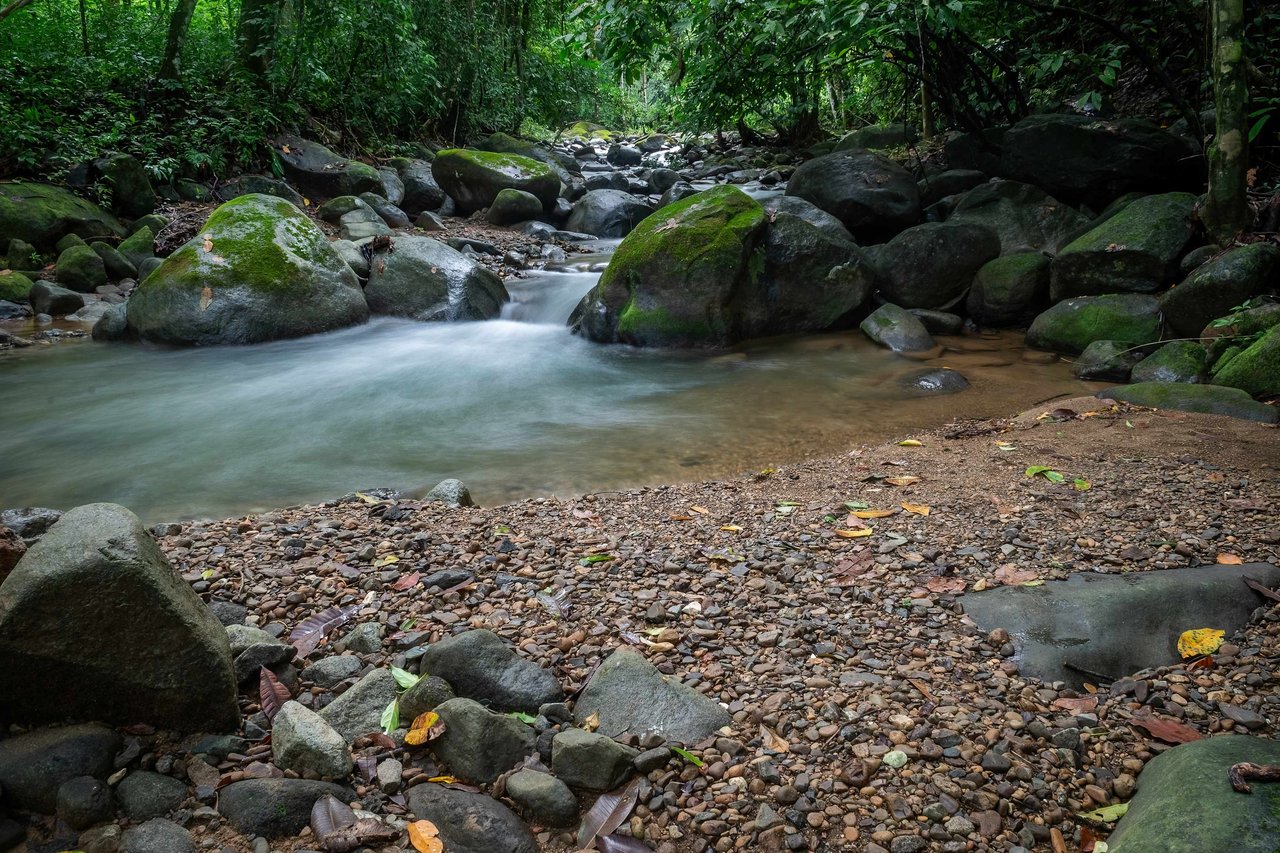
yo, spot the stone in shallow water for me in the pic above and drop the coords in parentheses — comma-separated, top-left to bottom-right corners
(962, 563, 1280, 687)
(898, 367, 969, 395)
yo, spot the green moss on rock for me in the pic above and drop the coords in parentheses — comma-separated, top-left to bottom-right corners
(1212, 324, 1280, 398)
(1026, 294, 1163, 355)
(431, 149, 560, 213)
(0, 182, 124, 251)
(0, 270, 34, 303)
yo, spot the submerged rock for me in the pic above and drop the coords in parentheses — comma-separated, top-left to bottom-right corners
(860, 303, 935, 353)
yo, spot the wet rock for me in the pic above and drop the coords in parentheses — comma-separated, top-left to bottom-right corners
(0, 504, 239, 731)
(301, 655, 364, 688)
(418, 629, 563, 712)
(364, 237, 507, 323)
(56, 776, 114, 830)
(1129, 341, 1206, 384)
(29, 280, 85, 315)
(116, 771, 187, 821)
(1099, 383, 1278, 423)
(398, 674, 455, 720)
(120, 818, 195, 853)
(217, 778, 354, 837)
(390, 158, 447, 215)
(0, 723, 121, 813)
(431, 698, 536, 783)
(917, 169, 987, 206)
(967, 252, 1052, 327)
(551, 728, 638, 791)
(1026, 294, 1162, 355)
(860, 303, 935, 353)
(425, 479, 475, 508)
(565, 189, 654, 238)
(505, 769, 578, 826)
(1072, 340, 1145, 381)
(786, 150, 921, 241)
(898, 367, 970, 395)
(873, 222, 1000, 310)
(0, 182, 124, 253)
(0, 507, 63, 541)
(406, 783, 537, 853)
(272, 701, 354, 778)
(574, 647, 730, 745)
(318, 668, 399, 743)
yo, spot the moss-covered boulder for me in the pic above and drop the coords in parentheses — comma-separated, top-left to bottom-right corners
(860, 303, 935, 352)
(93, 153, 157, 218)
(363, 236, 507, 322)
(1160, 243, 1280, 338)
(565, 189, 654, 238)
(1211, 324, 1280, 397)
(0, 182, 125, 252)
(967, 252, 1051, 327)
(432, 150, 559, 214)
(5, 237, 39, 268)
(275, 135, 382, 201)
(487, 189, 544, 226)
(1106, 736, 1280, 853)
(873, 222, 1000, 310)
(90, 241, 137, 280)
(1130, 340, 1207, 384)
(785, 149, 921, 241)
(480, 132, 572, 184)
(126, 194, 368, 345)
(1049, 192, 1199, 301)
(572, 186, 766, 347)
(56, 244, 107, 292)
(0, 270, 33, 303)
(1026, 294, 1162, 355)
(1072, 339, 1144, 381)
(946, 180, 1089, 255)
(118, 226, 155, 271)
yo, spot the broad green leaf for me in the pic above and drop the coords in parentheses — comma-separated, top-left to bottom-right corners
(390, 666, 419, 689)
(1079, 802, 1129, 822)
(381, 699, 400, 733)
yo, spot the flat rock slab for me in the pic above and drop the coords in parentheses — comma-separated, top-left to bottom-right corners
(0, 723, 121, 813)
(962, 563, 1280, 687)
(1107, 735, 1280, 853)
(406, 783, 537, 853)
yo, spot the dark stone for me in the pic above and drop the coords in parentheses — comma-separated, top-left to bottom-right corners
(92, 154, 157, 219)
(1129, 341, 1207, 384)
(55, 776, 114, 830)
(0, 507, 62, 541)
(216, 778, 354, 837)
(898, 368, 970, 395)
(947, 179, 1089, 255)
(418, 630, 562, 712)
(398, 674, 455, 721)
(116, 771, 187, 821)
(1098, 383, 1278, 423)
(406, 784, 537, 853)
(505, 769, 578, 826)
(917, 169, 987, 206)
(785, 149, 921, 241)
(29, 280, 85, 315)
(364, 237, 507, 323)
(1160, 243, 1280, 338)
(430, 698, 535, 783)
(215, 175, 305, 207)
(275, 135, 382, 201)
(1072, 340, 1145, 381)
(0, 724, 121, 813)
(393, 159, 448, 216)
(550, 728, 638, 791)
(967, 252, 1051, 328)
(873, 222, 1000, 310)
(120, 818, 195, 853)
(565, 189, 654, 238)
(317, 668, 399, 743)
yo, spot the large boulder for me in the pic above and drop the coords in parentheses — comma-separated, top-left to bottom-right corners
(734, 208, 875, 339)
(1025, 294, 1163, 355)
(761, 195, 854, 242)
(0, 504, 239, 731)
(1050, 192, 1199, 301)
(363, 236, 507, 322)
(430, 698, 536, 783)
(0, 724, 121, 813)
(417, 629, 562, 712)
(572, 185, 766, 347)
(125, 194, 368, 345)
(487, 188, 544, 226)
(432, 150, 559, 213)
(390, 158, 447, 216)
(564, 189, 654, 238)
(1000, 114, 1199, 206)
(1212, 324, 1280, 397)
(1160, 243, 1280, 338)
(216, 175, 305, 207)
(966, 252, 1052, 327)
(573, 647, 730, 745)
(275, 135, 382, 200)
(835, 123, 916, 151)
(946, 180, 1089, 254)
(785, 149, 921, 240)
(56, 244, 107, 292)
(872, 222, 1000, 310)
(407, 784, 537, 853)
(1105, 736, 1280, 853)
(479, 132, 572, 184)
(0, 182, 124, 252)
(1100, 382, 1277, 423)
(92, 153, 157, 219)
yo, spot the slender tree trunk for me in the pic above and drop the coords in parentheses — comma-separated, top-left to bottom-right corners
(238, 0, 279, 77)
(1204, 0, 1250, 243)
(159, 0, 198, 83)
(78, 0, 89, 55)
(918, 18, 934, 139)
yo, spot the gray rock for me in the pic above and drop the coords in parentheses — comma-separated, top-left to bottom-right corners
(77, 823, 120, 853)
(208, 600, 248, 626)
(359, 192, 411, 228)
(406, 783, 537, 853)
(56, 776, 114, 830)
(215, 175, 306, 207)
(275, 134, 382, 200)
(649, 168, 681, 194)
(302, 655, 365, 688)
(363, 236, 508, 322)
(90, 241, 137, 280)
(0, 507, 62, 541)
(1106, 736, 1280, 853)
(574, 647, 730, 745)
(1072, 340, 1145, 381)
(505, 769, 578, 826)
(908, 309, 964, 336)
(873, 222, 1000, 310)
(607, 144, 642, 166)
(377, 167, 405, 206)
(1129, 341, 1207, 384)
(0, 504, 239, 731)
(234, 641, 295, 684)
(425, 478, 475, 508)
(217, 778, 353, 837)
(120, 818, 195, 853)
(761, 195, 855, 243)
(226, 623, 279, 657)
(786, 149, 921, 241)
(0, 724, 121, 813)
(116, 771, 188, 821)
(963, 563, 1280, 687)
(551, 728, 638, 791)
(272, 701, 353, 778)
(897, 367, 970, 395)
(967, 252, 1051, 327)
(338, 205, 392, 241)
(917, 169, 987, 206)
(658, 181, 699, 208)
(330, 238, 369, 278)
(565, 189, 654, 238)
(947, 180, 1089, 255)
(29, 280, 85, 315)
(430, 697, 536, 783)
(418, 629, 562, 712)
(399, 674, 455, 721)
(395, 159, 448, 216)
(318, 668, 400, 743)
(340, 622, 383, 654)
(1159, 243, 1280, 338)
(1098, 383, 1278, 424)
(860, 303, 936, 353)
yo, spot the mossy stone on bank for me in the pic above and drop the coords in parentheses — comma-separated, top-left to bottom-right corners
(1211, 324, 1280, 398)
(1072, 339, 1145, 381)
(1026, 294, 1162, 355)
(1159, 243, 1280, 338)
(56, 244, 108, 292)
(0, 270, 33, 303)
(1100, 383, 1277, 423)
(967, 251, 1051, 327)
(275, 135, 382, 201)
(432, 149, 559, 213)
(1130, 340, 1206, 384)
(0, 182, 125, 252)
(126, 193, 368, 345)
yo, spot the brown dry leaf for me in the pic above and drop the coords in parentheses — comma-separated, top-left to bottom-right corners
(201, 233, 214, 253)
(1216, 553, 1244, 565)
(993, 565, 1038, 586)
(1053, 696, 1098, 713)
(907, 677, 935, 701)
(834, 528, 874, 538)
(404, 711, 446, 747)
(582, 711, 600, 732)
(689, 505, 709, 515)
(1049, 826, 1068, 853)
(760, 724, 790, 753)
(831, 549, 875, 585)
(901, 502, 930, 516)
(392, 572, 421, 591)
(885, 476, 919, 487)
(668, 513, 693, 522)
(925, 576, 965, 594)
(1131, 712, 1202, 744)
(1243, 576, 1280, 603)
(852, 509, 895, 519)
(407, 819, 444, 853)
(199, 286, 212, 311)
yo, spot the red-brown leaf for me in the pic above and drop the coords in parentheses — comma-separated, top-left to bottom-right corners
(290, 604, 359, 657)
(1052, 696, 1098, 713)
(392, 572, 421, 591)
(1131, 713, 1201, 744)
(259, 667, 291, 722)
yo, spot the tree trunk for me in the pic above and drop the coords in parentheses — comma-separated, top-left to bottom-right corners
(159, 0, 198, 83)
(238, 0, 279, 77)
(1204, 0, 1250, 243)
(78, 0, 89, 55)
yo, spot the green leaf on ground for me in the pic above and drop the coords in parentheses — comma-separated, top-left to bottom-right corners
(670, 746, 705, 767)
(390, 666, 418, 689)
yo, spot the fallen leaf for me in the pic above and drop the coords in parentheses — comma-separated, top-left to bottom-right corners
(852, 509, 895, 519)
(392, 572, 420, 590)
(1074, 478, 1091, 491)
(1078, 802, 1129, 823)
(1243, 576, 1280, 603)
(901, 502, 930, 516)
(201, 233, 213, 252)
(993, 565, 1037, 586)
(925, 576, 965, 594)
(259, 667, 290, 722)
(668, 513, 693, 521)
(373, 554, 399, 567)
(885, 476, 920, 486)
(1216, 553, 1244, 565)
(1025, 465, 1065, 483)
(835, 528, 874, 538)
(1050, 827, 1068, 853)
(310, 794, 355, 845)
(289, 605, 359, 657)
(390, 666, 418, 689)
(577, 777, 642, 850)
(760, 724, 790, 752)
(897, 439, 923, 447)
(199, 286, 212, 311)
(689, 505, 709, 514)
(407, 819, 443, 853)
(669, 746, 705, 767)
(596, 835, 651, 853)
(582, 710, 600, 732)
(1177, 627, 1224, 658)
(907, 677, 935, 701)
(995, 441, 1017, 451)
(1053, 696, 1099, 713)
(1131, 712, 1201, 744)
(720, 524, 742, 532)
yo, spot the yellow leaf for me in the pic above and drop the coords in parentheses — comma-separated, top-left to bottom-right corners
(354, 491, 380, 504)
(582, 710, 600, 732)
(760, 723, 790, 752)
(199, 286, 212, 311)
(408, 819, 444, 853)
(689, 505, 709, 514)
(897, 439, 924, 447)
(373, 554, 399, 567)
(885, 476, 920, 487)
(853, 509, 895, 519)
(404, 711, 444, 746)
(427, 775, 457, 784)
(720, 524, 742, 532)
(1177, 628, 1224, 658)
(1216, 553, 1244, 565)
(835, 528, 874, 538)
(901, 503, 931, 516)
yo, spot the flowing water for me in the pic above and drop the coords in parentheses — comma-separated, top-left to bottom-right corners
(0, 241, 1098, 522)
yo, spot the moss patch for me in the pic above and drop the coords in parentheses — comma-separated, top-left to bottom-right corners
(0, 270, 33, 303)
